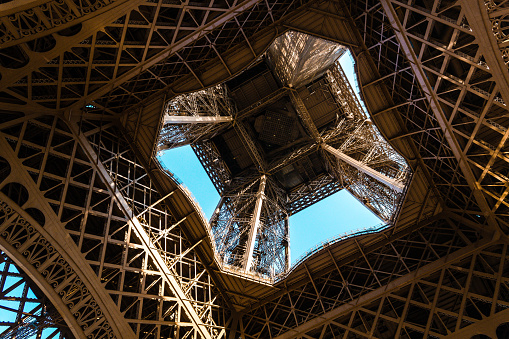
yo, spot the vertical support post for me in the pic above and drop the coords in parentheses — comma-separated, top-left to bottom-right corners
(243, 175, 266, 272)
(284, 215, 290, 272)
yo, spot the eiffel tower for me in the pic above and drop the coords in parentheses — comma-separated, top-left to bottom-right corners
(0, 0, 508, 337)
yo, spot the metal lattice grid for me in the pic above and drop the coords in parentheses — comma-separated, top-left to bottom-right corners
(3, 0, 509, 336)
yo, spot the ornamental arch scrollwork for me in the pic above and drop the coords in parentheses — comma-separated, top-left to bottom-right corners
(0, 194, 118, 338)
(0, 131, 134, 338)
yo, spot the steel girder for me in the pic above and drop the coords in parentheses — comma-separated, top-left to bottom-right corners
(0, 0, 284, 112)
(0, 142, 134, 338)
(363, 0, 509, 229)
(70, 121, 216, 339)
(234, 0, 509, 335)
(380, 0, 499, 230)
(237, 215, 502, 338)
(0, 113, 231, 338)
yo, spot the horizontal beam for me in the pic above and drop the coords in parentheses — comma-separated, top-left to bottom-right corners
(163, 115, 233, 124)
(322, 144, 404, 193)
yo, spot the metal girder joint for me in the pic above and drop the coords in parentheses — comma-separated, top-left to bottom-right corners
(380, 0, 499, 230)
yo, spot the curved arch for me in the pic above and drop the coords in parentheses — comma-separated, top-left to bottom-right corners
(0, 197, 86, 339)
(0, 0, 134, 49)
(0, 194, 130, 338)
(0, 249, 73, 338)
(0, 0, 144, 92)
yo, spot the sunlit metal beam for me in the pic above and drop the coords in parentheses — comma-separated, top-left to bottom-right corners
(322, 144, 405, 193)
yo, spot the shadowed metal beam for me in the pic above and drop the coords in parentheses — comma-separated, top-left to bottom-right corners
(0, 0, 145, 91)
(462, 0, 509, 105)
(273, 235, 494, 339)
(69, 121, 214, 339)
(0, 0, 136, 48)
(68, 0, 264, 111)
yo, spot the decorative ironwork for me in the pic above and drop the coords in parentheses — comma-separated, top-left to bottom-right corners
(0, 200, 115, 338)
(3, 0, 509, 336)
(0, 0, 122, 46)
(0, 249, 71, 339)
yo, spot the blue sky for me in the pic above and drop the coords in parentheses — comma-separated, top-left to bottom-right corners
(159, 52, 382, 264)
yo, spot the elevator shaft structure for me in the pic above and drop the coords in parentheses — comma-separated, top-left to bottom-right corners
(158, 32, 410, 278)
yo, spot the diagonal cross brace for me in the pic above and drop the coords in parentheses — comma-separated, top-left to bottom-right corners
(70, 0, 264, 111)
(322, 144, 405, 193)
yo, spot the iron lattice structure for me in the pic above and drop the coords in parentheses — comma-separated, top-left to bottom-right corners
(158, 32, 410, 278)
(1, 0, 509, 337)
(158, 84, 235, 150)
(209, 175, 289, 276)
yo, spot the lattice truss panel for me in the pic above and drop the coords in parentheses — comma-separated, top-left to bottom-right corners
(158, 84, 235, 150)
(0, 250, 71, 339)
(266, 30, 346, 88)
(225, 0, 509, 335)
(209, 176, 288, 277)
(159, 61, 409, 216)
(320, 63, 410, 222)
(3, 0, 509, 337)
(345, 0, 509, 230)
(0, 0, 302, 112)
(0, 191, 119, 338)
(236, 216, 509, 339)
(0, 112, 230, 338)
